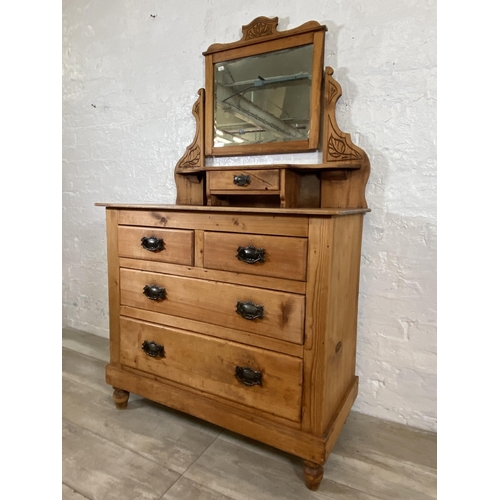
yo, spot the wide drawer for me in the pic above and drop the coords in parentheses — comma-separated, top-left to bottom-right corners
(208, 169, 280, 192)
(118, 226, 194, 265)
(120, 317, 303, 422)
(120, 268, 305, 344)
(204, 231, 307, 281)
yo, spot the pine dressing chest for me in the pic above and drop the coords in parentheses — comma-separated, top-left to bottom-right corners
(97, 17, 370, 490)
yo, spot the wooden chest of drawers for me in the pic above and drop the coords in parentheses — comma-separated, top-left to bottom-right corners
(99, 203, 367, 489)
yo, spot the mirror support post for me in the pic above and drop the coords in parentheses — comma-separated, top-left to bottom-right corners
(320, 67, 370, 209)
(174, 89, 206, 205)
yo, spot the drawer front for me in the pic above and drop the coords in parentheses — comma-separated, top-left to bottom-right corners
(120, 268, 305, 344)
(204, 231, 307, 281)
(118, 210, 309, 237)
(120, 317, 303, 422)
(118, 226, 194, 265)
(209, 169, 280, 192)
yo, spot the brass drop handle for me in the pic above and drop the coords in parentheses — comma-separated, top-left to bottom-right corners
(235, 366, 262, 386)
(233, 174, 251, 186)
(143, 284, 166, 301)
(236, 245, 265, 264)
(236, 301, 264, 320)
(142, 340, 165, 358)
(141, 235, 164, 252)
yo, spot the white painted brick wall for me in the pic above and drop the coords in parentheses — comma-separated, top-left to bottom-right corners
(62, 0, 436, 431)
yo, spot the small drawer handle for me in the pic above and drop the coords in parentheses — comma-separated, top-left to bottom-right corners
(235, 366, 262, 386)
(236, 245, 265, 264)
(143, 284, 166, 301)
(142, 340, 165, 358)
(236, 301, 264, 320)
(141, 236, 164, 252)
(233, 174, 251, 186)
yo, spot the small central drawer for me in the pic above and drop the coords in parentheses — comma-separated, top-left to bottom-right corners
(120, 268, 305, 344)
(208, 169, 280, 193)
(120, 317, 303, 422)
(204, 231, 307, 281)
(118, 226, 194, 266)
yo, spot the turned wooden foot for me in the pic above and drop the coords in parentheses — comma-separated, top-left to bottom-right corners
(303, 460, 324, 490)
(112, 387, 129, 409)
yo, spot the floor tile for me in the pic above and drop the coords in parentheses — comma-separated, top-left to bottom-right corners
(323, 412, 437, 499)
(333, 411, 437, 470)
(63, 419, 179, 500)
(62, 327, 109, 362)
(183, 437, 366, 500)
(62, 484, 90, 500)
(161, 476, 234, 500)
(62, 348, 112, 394)
(324, 453, 436, 500)
(63, 376, 220, 474)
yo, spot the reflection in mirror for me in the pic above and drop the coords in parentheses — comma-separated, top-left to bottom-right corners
(213, 44, 313, 148)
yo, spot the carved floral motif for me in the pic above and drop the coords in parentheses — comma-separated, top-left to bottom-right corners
(178, 144, 201, 169)
(327, 126, 362, 161)
(245, 22, 274, 39)
(323, 67, 364, 163)
(328, 81, 338, 103)
(242, 17, 278, 40)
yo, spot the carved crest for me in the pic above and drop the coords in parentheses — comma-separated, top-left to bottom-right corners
(203, 18, 324, 55)
(242, 17, 279, 40)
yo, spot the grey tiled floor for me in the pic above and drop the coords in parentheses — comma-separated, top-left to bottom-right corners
(62, 327, 437, 500)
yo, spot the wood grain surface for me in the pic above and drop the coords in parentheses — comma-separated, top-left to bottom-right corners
(119, 317, 303, 421)
(120, 268, 305, 344)
(203, 231, 307, 281)
(209, 169, 280, 191)
(118, 226, 194, 265)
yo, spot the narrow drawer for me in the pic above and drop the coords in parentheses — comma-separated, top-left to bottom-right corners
(204, 231, 307, 281)
(209, 169, 280, 192)
(120, 268, 305, 344)
(120, 317, 303, 422)
(118, 210, 309, 237)
(118, 226, 194, 266)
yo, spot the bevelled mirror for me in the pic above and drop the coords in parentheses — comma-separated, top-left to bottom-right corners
(203, 17, 326, 156)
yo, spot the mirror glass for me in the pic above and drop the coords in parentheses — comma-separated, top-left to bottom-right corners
(213, 44, 313, 148)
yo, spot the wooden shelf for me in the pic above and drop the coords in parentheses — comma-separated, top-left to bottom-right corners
(176, 163, 362, 174)
(94, 203, 370, 216)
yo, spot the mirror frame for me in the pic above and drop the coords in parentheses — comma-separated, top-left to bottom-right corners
(203, 17, 326, 157)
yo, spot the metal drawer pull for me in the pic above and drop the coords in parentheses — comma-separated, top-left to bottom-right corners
(236, 301, 264, 320)
(235, 366, 262, 386)
(236, 245, 265, 264)
(142, 340, 165, 358)
(141, 235, 164, 252)
(233, 174, 251, 186)
(143, 284, 166, 301)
